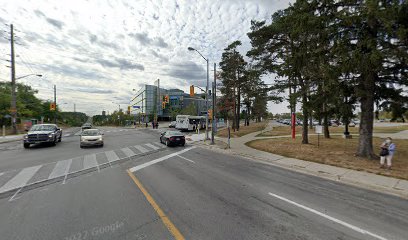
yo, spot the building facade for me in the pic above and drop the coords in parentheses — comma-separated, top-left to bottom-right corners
(130, 84, 210, 121)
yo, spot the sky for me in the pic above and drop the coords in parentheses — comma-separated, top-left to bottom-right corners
(0, 0, 292, 115)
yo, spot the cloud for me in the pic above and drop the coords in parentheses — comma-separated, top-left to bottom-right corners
(96, 58, 145, 70)
(68, 87, 114, 94)
(165, 61, 206, 85)
(46, 18, 64, 29)
(129, 33, 169, 48)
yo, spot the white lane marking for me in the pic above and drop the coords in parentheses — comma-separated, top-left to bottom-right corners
(145, 143, 159, 150)
(152, 142, 165, 148)
(0, 172, 4, 177)
(129, 146, 196, 172)
(48, 159, 72, 179)
(268, 192, 388, 240)
(63, 134, 71, 137)
(106, 131, 111, 133)
(177, 155, 195, 163)
(0, 165, 42, 193)
(62, 159, 72, 184)
(105, 150, 120, 163)
(134, 145, 149, 153)
(9, 187, 23, 202)
(83, 154, 99, 172)
(121, 147, 135, 158)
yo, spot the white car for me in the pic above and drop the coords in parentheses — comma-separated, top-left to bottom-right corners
(80, 129, 104, 148)
(169, 121, 177, 128)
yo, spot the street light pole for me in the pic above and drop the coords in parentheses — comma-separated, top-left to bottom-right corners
(188, 47, 209, 140)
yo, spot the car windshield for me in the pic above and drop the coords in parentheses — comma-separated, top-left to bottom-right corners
(168, 131, 183, 136)
(82, 130, 100, 136)
(30, 125, 55, 131)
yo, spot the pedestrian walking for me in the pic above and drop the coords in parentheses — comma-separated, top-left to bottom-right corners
(380, 137, 396, 170)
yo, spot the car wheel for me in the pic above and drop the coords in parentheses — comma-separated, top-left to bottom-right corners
(80, 145, 83, 148)
(181, 142, 185, 147)
(51, 138, 57, 146)
(160, 138, 162, 144)
(166, 139, 170, 146)
(23, 143, 30, 149)
(58, 136, 61, 142)
(100, 143, 104, 147)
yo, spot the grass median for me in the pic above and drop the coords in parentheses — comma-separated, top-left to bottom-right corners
(217, 121, 267, 138)
(246, 135, 408, 180)
(257, 125, 408, 137)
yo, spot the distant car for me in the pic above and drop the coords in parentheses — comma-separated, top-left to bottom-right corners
(80, 129, 104, 148)
(23, 124, 62, 148)
(169, 121, 177, 128)
(160, 131, 185, 147)
(82, 123, 92, 130)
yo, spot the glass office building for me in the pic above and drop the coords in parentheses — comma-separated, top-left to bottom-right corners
(130, 84, 210, 121)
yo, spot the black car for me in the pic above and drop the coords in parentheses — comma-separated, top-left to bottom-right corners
(160, 131, 185, 146)
(23, 124, 62, 148)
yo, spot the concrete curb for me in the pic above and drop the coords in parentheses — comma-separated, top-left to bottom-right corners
(196, 142, 408, 199)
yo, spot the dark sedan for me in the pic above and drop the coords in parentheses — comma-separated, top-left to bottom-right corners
(23, 124, 62, 148)
(160, 131, 185, 147)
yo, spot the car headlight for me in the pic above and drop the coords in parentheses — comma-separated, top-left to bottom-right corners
(48, 133, 54, 138)
(24, 135, 28, 139)
(98, 137, 103, 141)
(80, 137, 85, 141)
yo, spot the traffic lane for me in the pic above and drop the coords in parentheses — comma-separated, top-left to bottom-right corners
(0, 165, 173, 240)
(0, 128, 158, 172)
(134, 147, 408, 240)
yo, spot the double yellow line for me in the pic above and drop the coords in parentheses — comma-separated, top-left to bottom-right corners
(127, 170, 185, 240)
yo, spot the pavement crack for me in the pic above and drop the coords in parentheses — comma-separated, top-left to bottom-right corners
(251, 195, 298, 218)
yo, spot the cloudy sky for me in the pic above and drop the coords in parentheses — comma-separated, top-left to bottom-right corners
(0, 0, 292, 115)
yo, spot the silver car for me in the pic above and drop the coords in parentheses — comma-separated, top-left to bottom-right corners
(80, 129, 104, 148)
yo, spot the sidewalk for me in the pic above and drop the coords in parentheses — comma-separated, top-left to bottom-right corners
(196, 123, 408, 199)
(0, 134, 24, 144)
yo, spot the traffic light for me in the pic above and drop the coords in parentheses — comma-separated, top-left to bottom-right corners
(190, 85, 194, 97)
(165, 95, 169, 103)
(162, 101, 166, 109)
(50, 102, 56, 111)
(127, 106, 131, 115)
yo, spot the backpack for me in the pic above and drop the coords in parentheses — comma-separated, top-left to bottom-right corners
(380, 148, 389, 157)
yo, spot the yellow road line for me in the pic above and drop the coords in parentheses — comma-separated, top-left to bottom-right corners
(127, 170, 185, 240)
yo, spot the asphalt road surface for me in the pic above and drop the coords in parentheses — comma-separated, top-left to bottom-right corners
(0, 127, 407, 240)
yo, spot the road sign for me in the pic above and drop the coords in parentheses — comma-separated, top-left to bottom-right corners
(315, 125, 323, 134)
(132, 106, 140, 109)
(50, 103, 56, 111)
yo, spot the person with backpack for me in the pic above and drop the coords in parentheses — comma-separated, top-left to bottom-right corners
(380, 137, 396, 170)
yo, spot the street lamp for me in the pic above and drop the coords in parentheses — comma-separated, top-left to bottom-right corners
(15, 74, 42, 80)
(188, 47, 210, 140)
(10, 73, 42, 134)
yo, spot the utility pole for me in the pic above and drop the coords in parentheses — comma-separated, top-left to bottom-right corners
(10, 24, 17, 134)
(211, 63, 216, 145)
(74, 103, 76, 113)
(205, 58, 209, 140)
(54, 85, 57, 124)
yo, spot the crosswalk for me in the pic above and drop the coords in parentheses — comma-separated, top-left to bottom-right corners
(0, 142, 166, 195)
(103, 129, 133, 133)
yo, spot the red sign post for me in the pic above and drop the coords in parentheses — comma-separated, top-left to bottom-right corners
(291, 113, 296, 139)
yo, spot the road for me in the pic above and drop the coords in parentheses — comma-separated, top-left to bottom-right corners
(0, 126, 407, 240)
